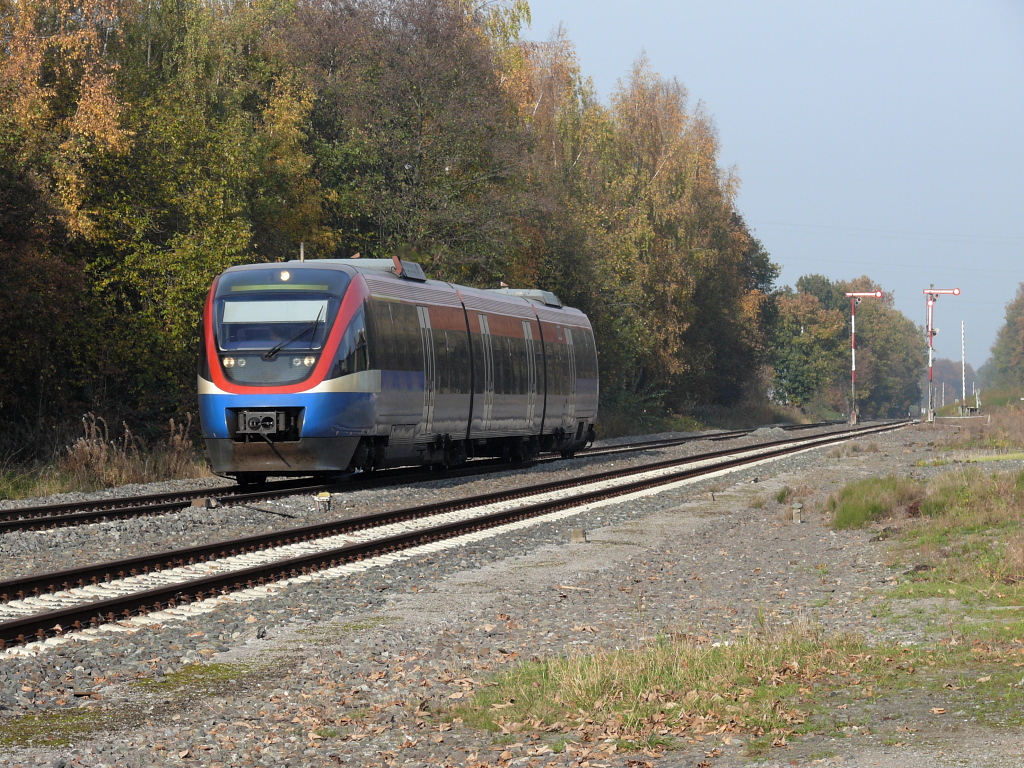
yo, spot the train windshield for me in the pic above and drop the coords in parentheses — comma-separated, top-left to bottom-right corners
(211, 267, 350, 385)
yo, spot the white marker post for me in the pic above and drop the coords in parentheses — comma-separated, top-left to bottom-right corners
(923, 288, 960, 422)
(844, 290, 884, 424)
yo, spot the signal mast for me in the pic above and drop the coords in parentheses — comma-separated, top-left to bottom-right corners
(844, 290, 883, 424)
(923, 287, 961, 422)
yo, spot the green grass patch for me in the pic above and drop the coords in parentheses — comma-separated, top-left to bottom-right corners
(775, 486, 793, 504)
(828, 475, 922, 529)
(448, 622, 917, 751)
(131, 661, 261, 695)
(966, 452, 1024, 463)
(0, 709, 109, 748)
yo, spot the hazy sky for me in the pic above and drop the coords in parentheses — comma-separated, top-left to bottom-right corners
(524, 0, 1024, 371)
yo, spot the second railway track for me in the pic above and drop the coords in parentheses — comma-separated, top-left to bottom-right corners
(0, 421, 846, 534)
(0, 420, 907, 650)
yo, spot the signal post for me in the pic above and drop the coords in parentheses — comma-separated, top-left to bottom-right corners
(844, 290, 884, 424)
(923, 287, 961, 422)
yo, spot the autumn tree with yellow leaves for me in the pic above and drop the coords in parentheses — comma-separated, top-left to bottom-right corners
(0, 0, 915, 451)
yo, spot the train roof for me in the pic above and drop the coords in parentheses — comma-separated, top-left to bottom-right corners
(224, 258, 584, 322)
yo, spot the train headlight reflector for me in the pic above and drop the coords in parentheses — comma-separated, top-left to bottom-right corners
(223, 357, 235, 368)
(303, 356, 316, 367)
(291, 357, 302, 367)
(236, 357, 246, 367)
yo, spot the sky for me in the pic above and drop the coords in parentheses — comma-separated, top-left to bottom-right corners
(523, 0, 1024, 372)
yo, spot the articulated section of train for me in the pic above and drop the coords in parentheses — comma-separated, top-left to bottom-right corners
(197, 257, 598, 482)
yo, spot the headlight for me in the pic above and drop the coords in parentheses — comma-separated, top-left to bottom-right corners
(303, 356, 316, 367)
(223, 357, 235, 368)
(291, 357, 302, 367)
(237, 358, 246, 367)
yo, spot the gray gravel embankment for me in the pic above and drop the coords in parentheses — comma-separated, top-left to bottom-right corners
(1, 424, 1022, 767)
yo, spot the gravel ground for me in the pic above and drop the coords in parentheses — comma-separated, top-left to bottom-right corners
(1, 423, 1022, 767)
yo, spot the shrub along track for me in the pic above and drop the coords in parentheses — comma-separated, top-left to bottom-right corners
(0, 421, 905, 650)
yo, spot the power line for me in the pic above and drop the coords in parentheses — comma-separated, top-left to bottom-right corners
(750, 220, 1024, 245)
(777, 254, 1022, 276)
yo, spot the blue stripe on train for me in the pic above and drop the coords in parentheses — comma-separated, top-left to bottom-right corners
(198, 391, 377, 438)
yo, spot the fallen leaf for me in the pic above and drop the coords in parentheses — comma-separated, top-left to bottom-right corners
(976, 675, 992, 683)
(930, 708, 947, 715)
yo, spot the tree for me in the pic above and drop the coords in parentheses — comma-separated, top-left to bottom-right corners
(986, 283, 1024, 389)
(770, 290, 845, 408)
(771, 275, 925, 417)
(929, 358, 978, 404)
(294, 0, 534, 284)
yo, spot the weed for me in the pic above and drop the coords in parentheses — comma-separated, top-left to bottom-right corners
(828, 475, 922, 529)
(448, 621, 914, 751)
(826, 442, 875, 459)
(775, 486, 793, 504)
(0, 414, 210, 500)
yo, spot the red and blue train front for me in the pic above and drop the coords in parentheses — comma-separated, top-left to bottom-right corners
(197, 263, 375, 479)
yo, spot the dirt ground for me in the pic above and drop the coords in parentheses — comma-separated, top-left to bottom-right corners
(367, 424, 1024, 767)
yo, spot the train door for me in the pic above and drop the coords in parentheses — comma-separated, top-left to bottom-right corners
(478, 314, 494, 430)
(565, 327, 577, 425)
(417, 306, 436, 436)
(522, 320, 537, 429)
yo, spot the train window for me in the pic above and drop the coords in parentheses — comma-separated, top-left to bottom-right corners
(494, 335, 508, 395)
(510, 337, 524, 395)
(434, 328, 450, 394)
(550, 339, 567, 395)
(329, 308, 368, 379)
(367, 300, 422, 372)
(448, 327, 470, 393)
(368, 300, 397, 370)
(395, 303, 420, 371)
(213, 267, 349, 354)
(216, 298, 334, 352)
(576, 328, 598, 379)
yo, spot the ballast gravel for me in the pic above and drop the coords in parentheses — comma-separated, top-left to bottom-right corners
(0, 423, 1022, 767)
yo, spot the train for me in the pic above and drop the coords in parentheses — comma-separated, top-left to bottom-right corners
(197, 257, 599, 482)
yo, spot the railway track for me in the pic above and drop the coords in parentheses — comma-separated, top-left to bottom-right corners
(0, 421, 845, 534)
(0, 420, 907, 650)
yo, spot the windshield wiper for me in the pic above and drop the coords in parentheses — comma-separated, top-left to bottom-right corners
(262, 307, 325, 361)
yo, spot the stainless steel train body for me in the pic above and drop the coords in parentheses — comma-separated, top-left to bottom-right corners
(198, 258, 599, 481)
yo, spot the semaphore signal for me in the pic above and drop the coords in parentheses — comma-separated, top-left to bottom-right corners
(923, 287, 961, 422)
(844, 290, 884, 423)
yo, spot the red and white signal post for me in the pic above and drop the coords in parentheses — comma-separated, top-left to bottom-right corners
(844, 290, 884, 423)
(923, 287, 961, 422)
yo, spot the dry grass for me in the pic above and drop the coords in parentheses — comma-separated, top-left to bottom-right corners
(825, 441, 879, 459)
(1003, 531, 1024, 583)
(935, 397, 1024, 453)
(0, 414, 210, 500)
(830, 464, 1024, 588)
(452, 619, 913, 753)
